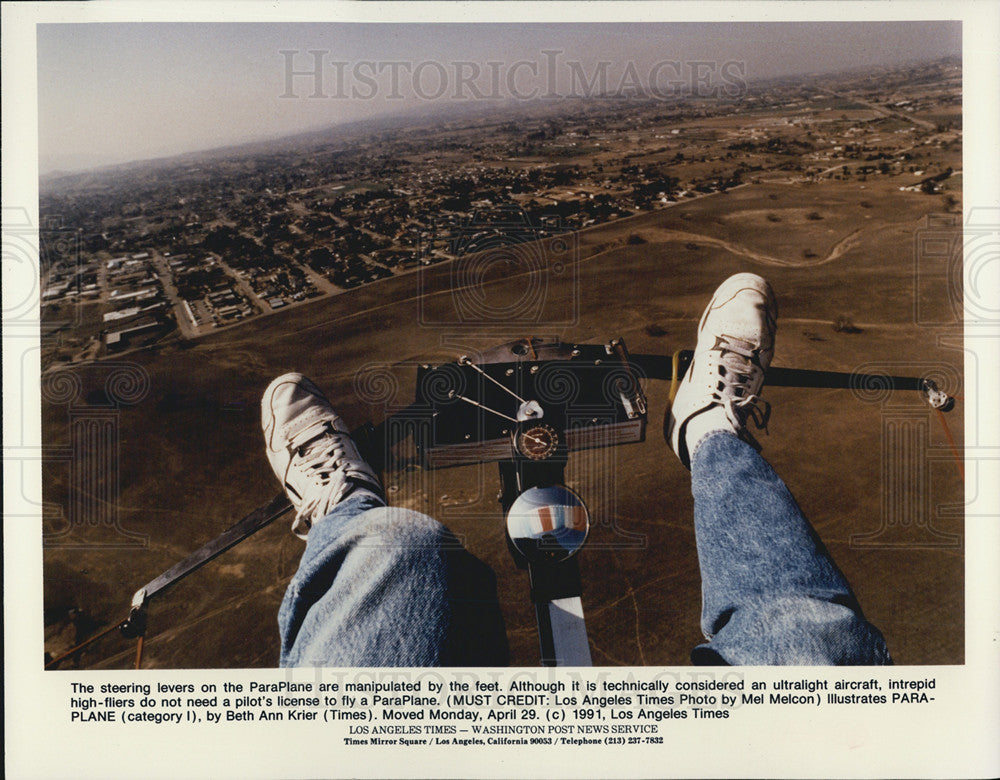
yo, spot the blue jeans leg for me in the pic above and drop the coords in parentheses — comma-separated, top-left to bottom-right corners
(279, 490, 507, 667)
(689, 431, 891, 665)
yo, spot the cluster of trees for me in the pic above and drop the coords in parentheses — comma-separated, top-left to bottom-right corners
(727, 136, 815, 155)
(174, 265, 230, 299)
(306, 245, 391, 289)
(201, 226, 282, 271)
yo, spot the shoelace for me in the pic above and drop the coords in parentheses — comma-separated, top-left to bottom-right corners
(712, 338, 771, 436)
(291, 431, 354, 524)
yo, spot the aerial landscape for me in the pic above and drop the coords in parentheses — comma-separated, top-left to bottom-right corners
(38, 44, 964, 669)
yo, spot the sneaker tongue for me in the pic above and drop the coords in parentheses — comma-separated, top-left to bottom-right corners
(718, 335, 759, 360)
(289, 420, 336, 451)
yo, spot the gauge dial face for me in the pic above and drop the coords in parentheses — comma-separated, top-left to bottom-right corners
(517, 424, 559, 460)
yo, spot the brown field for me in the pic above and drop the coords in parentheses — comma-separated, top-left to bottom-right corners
(43, 175, 964, 669)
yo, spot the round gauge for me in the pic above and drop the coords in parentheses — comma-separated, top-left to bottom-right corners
(516, 423, 559, 461)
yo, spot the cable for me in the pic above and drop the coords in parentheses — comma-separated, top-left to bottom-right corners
(44, 622, 123, 670)
(934, 406, 964, 481)
(135, 635, 145, 670)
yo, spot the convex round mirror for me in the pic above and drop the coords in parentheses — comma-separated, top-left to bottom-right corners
(505, 485, 590, 563)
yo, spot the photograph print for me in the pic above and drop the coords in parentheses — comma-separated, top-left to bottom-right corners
(35, 20, 966, 670)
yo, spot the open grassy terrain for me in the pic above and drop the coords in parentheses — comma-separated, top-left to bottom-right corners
(43, 174, 963, 668)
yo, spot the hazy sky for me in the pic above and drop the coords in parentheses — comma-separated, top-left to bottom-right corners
(36, 21, 961, 174)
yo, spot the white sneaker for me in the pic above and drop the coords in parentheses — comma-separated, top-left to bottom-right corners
(666, 273, 777, 469)
(262, 372, 382, 538)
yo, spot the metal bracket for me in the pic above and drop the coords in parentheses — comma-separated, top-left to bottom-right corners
(921, 378, 955, 411)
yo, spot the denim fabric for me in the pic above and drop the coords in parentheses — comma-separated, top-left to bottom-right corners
(278, 489, 508, 667)
(280, 433, 890, 667)
(689, 431, 891, 666)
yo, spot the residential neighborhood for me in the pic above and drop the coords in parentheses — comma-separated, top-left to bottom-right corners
(38, 57, 960, 368)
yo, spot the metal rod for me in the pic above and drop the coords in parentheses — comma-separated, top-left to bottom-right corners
(132, 492, 292, 605)
(451, 392, 519, 423)
(460, 356, 529, 404)
(633, 350, 938, 393)
(534, 598, 558, 667)
(766, 365, 926, 391)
